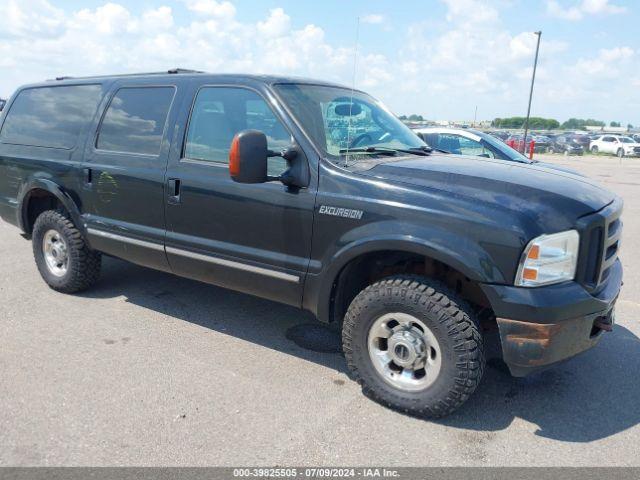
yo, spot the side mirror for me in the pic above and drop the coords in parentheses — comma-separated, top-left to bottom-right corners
(229, 130, 268, 184)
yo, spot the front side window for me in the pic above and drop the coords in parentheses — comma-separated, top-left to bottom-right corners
(273, 83, 425, 159)
(184, 87, 291, 175)
(0, 84, 102, 149)
(458, 136, 495, 158)
(96, 87, 175, 155)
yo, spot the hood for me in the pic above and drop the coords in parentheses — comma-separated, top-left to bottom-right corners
(358, 154, 615, 231)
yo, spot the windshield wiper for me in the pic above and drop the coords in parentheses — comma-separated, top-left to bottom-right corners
(339, 147, 398, 156)
(339, 146, 430, 157)
(410, 146, 450, 154)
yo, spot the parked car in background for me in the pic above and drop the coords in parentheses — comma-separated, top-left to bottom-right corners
(631, 133, 640, 143)
(0, 99, 6, 112)
(548, 134, 584, 155)
(567, 133, 591, 152)
(590, 135, 640, 157)
(414, 127, 532, 163)
(413, 127, 580, 174)
(506, 134, 551, 153)
(486, 130, 509, 142)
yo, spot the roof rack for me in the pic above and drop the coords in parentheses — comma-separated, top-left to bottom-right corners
(167, 68, 204, 74)
(51, 68, 205, 81)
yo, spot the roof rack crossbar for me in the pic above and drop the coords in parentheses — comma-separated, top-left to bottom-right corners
(50, 68, 205, 81)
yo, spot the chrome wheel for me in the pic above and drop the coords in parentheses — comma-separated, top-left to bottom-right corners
(42, 229, 69, 277)
(367, 312, 442, 392)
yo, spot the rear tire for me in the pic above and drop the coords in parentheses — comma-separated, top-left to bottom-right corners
(342, 275, 485, 418)
(32, 210, 101, 293)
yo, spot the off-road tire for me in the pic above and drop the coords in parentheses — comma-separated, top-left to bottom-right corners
(342, 275, 484, 418)
(32, 210, 101, 293)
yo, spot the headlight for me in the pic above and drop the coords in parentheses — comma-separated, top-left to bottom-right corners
(515, 230, 580, 287)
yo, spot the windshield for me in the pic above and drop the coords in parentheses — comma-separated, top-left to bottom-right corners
(273, 83, 426, 160)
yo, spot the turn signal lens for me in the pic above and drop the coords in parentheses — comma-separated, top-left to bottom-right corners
(527, 244, 540, 260)
(515, 230, 580, 287)
(229, 135, 240, 177)
(522, 268, 538, 281)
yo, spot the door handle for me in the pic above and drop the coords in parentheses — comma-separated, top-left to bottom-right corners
(83, 168, 93, 186)
(168, 178, 181, 204)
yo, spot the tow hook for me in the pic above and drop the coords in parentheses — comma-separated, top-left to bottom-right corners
(594, 320, 613, 332)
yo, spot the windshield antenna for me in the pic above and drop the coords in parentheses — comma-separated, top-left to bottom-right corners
(344, 16, 360, 167)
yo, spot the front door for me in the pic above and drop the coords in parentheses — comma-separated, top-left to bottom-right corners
(82, 83, 181, 272)
(164, 85, 316, 306)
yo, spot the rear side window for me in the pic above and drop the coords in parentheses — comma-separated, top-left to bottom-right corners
(0, 85, 102, 149)
(96, 87, 175, 156)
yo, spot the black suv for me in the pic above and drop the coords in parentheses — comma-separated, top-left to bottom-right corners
(0, 71, 623, 417)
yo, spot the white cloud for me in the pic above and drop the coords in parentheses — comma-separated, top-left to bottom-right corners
(547, 0, 626, 20)
(184, 0, 236, 18)
(257, 8, 291, 38)
(142, 6, 174, 30)
(2, 0, 65, 38)
(573, 46, 634, 75)
(441, 0, 499, 23)
(0, 1, 356, 97)
(0, 0, 638, 124)
(72, 3, 136, 35)
(361, 14, 384, 24)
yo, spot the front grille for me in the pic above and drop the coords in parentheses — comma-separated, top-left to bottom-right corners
(576, 198, 623, 292)
(600, 215, 622, 284)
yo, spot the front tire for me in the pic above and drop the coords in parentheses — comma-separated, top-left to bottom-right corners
(342, 276, 485, 418)
(32, 210, 101, 293)
(617, 148, 624, 158)
(591, 146, 598, 154)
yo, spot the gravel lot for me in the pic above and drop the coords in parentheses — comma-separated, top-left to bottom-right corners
(1, 153, 639, 466)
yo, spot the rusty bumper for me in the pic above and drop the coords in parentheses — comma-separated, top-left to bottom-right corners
(481, 259, 622, 377)
(496, 307, 615, 376)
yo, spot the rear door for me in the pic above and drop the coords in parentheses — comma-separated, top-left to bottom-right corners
(163, 82, 316, 307)
(82, 81, 183, 271)
(602, 136, 616, 153)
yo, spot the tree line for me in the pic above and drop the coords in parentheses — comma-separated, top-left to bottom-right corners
(492, 117, 632, 129)
(400, 115, 633, 130)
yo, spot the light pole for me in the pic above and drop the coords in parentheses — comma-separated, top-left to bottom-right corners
(522, 31, 542, 154)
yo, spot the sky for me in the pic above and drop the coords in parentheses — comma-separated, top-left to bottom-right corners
(1, 0, 639, 125)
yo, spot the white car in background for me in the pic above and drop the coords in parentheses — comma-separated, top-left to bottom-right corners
(590, 134, 640, 157)
(412, 127, 581, 174)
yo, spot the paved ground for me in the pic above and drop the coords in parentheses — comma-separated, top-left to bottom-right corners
(1, 153, 639, 466)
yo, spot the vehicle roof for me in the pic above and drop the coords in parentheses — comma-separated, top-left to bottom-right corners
(19, 69, 353, 91)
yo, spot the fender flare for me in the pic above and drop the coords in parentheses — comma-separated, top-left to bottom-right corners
(17, 179, 85, 236)
(305, 232, 505, 324)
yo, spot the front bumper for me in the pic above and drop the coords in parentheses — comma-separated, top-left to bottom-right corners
(480, 259, 622, 376)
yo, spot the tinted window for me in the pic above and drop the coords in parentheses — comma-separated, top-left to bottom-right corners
(97, 87, 175, 155)
(0, 85, 102, 149)
(184, 87, 291, 175)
